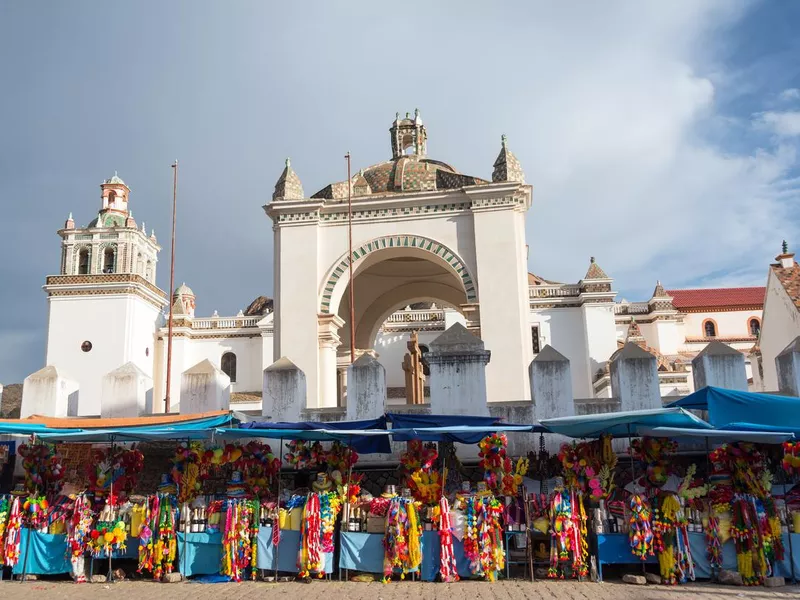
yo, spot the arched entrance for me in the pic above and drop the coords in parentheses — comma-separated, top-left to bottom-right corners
(267, 111, 533, 413)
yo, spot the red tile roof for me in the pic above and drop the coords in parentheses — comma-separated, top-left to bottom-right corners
(665, 287, 765, 310)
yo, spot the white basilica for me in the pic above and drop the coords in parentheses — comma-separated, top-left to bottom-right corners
(23, 112, 768, 419)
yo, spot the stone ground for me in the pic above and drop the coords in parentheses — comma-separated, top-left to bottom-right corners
(0, 580, 798, 600)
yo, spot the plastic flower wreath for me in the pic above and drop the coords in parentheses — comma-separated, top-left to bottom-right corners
(17, 437, 64, 498)
(284, 440, 325, 470)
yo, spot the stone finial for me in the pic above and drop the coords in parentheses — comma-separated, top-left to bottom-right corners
(65, 212, 75, 229)
(692, 341, 747, 391)
(21, 365, 79, 418)
(347, 354, 386, 420)
(102, 362, 153, 417)
(263, 357, 306, 421)
(427, 323, 491, 416)
(492, 133, 525, 183)
(272, 157, 305, 201)
(610, 342, 661, 411)
(180, 359, 230, 413)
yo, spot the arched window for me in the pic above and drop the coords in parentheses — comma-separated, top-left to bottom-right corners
(749, 318, 761, 337)
(136, 253, 143, 275)
(108, 191, 117, 208)
(145, 260, 153, 282)
(221, 352, 237, 383)
(703, 320, 717, 338)
(78, 248, 90, 275)
(102, 247, 115, 273)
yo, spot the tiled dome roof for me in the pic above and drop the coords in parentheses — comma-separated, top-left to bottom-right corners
(174, 282, 195, 297)
(311, 156, 487, 199)
(88, 212, 128, 228)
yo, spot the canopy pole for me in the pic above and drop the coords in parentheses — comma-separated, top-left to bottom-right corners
(107, 435, 116, 583)
(274, 438, 283, 583)
(181, 437, 189, 582)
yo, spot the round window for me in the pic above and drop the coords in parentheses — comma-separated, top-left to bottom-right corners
(145, 347, 150, 357)
(81, 341, 93, 352)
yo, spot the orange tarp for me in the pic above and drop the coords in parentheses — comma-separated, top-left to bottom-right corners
(0, 410, 230, 430)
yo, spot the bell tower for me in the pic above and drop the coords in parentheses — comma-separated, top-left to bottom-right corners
(39, 173, 167, 416)
(390, 109, 427, 158)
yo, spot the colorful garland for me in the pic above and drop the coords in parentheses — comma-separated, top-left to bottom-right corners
(382, 497, 422, 582)
(17, 438, 64, 498)
(782, 441, 800, 476)
(3, 497, 22, 567)
(437, 496, 458, 582)
(67, 493, 94, 582)
(137, 494, 178, 580)
(221, 499, 259, 582)
(87, 447, 144, 500)
(87, 520, 127, 557)
(285, 441, 325, 470)
(630, 437, 677, 487)
(326, 441, 358, 472)
(0, 496, 9, 564)
(299, 493, 323, 577)
(478, 434, 527, 496)
(628, 494, 654, 561)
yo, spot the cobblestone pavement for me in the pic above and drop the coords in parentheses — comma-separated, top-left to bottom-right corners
(0, 580, 798, 600)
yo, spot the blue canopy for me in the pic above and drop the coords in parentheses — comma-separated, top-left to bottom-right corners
(667, 386, 800, 432)
(240, 417, 390, 453)
(638, 426, 794, 444)
(387, 413, 509, 443)
(390, 424, 542, 443)
(0, 423, 81, 436)
(34, 412, 237, 443)
(540, 407, 712, 439)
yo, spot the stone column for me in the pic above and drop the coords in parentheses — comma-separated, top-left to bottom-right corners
(426, 323, 491, 416)
(101, 362, 153, 418)
(21, 366, 79, 418)
(180, 359, 231, 414)
(317, 314, 344, 409)
(610, 343, 661, 411)
(346, 354, 386, 420)
(776, 337, 800, 397)
(692, 341, 748, 391)
(262, 357, 306, 421)
(530, 345, 574, 420)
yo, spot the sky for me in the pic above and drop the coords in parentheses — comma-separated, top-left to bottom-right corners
(1, 0, 799, 383)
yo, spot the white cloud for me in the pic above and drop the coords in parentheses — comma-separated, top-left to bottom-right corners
(753, 111, 800, 137)
(779, 88, 800, 102)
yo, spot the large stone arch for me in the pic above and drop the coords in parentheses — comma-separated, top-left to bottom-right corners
(319, 234, 477, 315)
(355, 281, 466, 349)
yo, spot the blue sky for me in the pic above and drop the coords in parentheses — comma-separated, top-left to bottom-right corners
(1, 0, 799, 383)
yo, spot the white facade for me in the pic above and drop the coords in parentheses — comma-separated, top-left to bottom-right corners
(26, 115, 770, 419)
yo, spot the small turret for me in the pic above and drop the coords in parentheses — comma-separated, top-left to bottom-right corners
(272, 157, 305, 201)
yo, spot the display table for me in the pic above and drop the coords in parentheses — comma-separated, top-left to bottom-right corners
(595, 533, 655, 581)
(419, 530, 485, 581)
(596, 532, 800, 582)
(12, 529, 71, 575)
(339, 532, 385, 574)
(177, 532, 223, 577)
(256, 526, 334, 575)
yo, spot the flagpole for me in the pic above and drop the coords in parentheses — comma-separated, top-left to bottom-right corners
(165, 160, 178, 413)
(345, 152, 355, 363)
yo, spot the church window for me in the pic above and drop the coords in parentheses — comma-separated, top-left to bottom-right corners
(78, 248, 90, 275)
(703, 319, 717, 338)
(103, 247, 115, 273)
(146, 260, 153, 281)
(108, 191, 117, 208)
(221, 352, 237, 383)
(749, 318, 761, 337)
(81, 341, 92, 352)
(532, 326, 541, 354)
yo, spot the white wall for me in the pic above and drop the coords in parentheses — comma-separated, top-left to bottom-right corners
(760, 271, 800, 390)
(45, 294, 159, 416)
(530, 307, 592, 397)
(681, 309, 762, 343)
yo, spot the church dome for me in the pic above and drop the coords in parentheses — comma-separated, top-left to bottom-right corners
(103, 172, 126, 186)
(174, 282, 195, 297)
(311, 156, 487, 199)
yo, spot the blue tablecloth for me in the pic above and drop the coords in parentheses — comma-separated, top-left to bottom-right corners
(338, 531, 472, 580)
(92, 536, 140, 560)
(256, 527, 334, 574)
(597, 532, 800, 581)
(13, 529, 71, 575)
(177, 531, 223, 577)
(339, 532, 385, 573)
